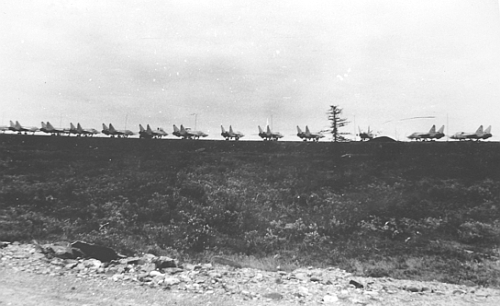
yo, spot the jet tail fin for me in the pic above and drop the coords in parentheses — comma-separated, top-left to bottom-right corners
(437, 125, 445, 134)
(305, 126, 311, 134)
(258, 126, 264, 134)
(102, 123, 108, 130)
(429, 125, 436, 134)
(139, 124, 145, 132)
(484, 125, 492, 134)
(297, 126, 303, 134)
(70, 123, 76, 130)
(476, 125, 484, 135)
(173, 125, 179, 132)
(108, 123, 116, 132)
(229, 126, 234, 134)
(221, 125, 226, 133)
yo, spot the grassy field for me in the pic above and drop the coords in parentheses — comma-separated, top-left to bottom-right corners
(1, 135, 499, 286)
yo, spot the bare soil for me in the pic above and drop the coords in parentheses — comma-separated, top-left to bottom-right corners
(2, 264, 500, 306)
(0, 267, 241, 306)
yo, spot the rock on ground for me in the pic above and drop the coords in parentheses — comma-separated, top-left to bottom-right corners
(1, 242, 500, 306)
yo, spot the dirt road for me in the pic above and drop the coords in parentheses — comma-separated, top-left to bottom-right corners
(1, 242, 500, 305)
(0, 267, 243, 306)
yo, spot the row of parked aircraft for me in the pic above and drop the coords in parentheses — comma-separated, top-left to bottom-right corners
(405, 125, 492, 141)
(0, 120, 493, 141)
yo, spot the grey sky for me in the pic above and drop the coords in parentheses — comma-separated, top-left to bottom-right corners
(1, 0, 499, 140)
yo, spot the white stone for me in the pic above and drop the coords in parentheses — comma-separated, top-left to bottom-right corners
(164, 276, 181, 286)
(323, 294, 339, 304)
(149, 270, 164, 277)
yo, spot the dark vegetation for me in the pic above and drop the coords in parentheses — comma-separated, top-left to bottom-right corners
(1, 135, 499, 286)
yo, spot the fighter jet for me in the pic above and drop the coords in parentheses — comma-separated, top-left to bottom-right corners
(151, 126, 168, 138)
(481, 126, 493, 140)
(451, 125, 492, 141)
(172, 124, 207, 139)
(139, 124, 168, 139)
(180, 125, 208, 139)
(73, 123, 99, 137)
(408, 125, 445, 141)
(102, 124, 112, 137)
(296, 126, 324, 142)
(40, 122, 69, 136)
(68, 123, 79, 136)
(172, 124, 184, 138)
(221, 125, 244, 141)
(102, 123, 133, 138)
(357, 127, 375, 141)
(9, 121, 38, 135)
(258, 125, 284, 141)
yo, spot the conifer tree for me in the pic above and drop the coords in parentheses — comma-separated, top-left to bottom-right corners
(327, 105, 350, 142)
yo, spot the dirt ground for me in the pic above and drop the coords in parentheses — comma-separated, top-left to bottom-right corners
(1, 266, 500, 306)
(0, 267, 244, 306)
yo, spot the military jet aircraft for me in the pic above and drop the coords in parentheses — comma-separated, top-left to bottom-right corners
(408, 125, 445, 141)
(481, 126, 493, 140)
(139, 124, 152, 139)
(357, 127, 375, 141)
(172, 124, 207, 139)
(180, 125, 208, 139)
(146, 126, 168, 138)
(152, 127, 168, 138)
(451, 125, 492, 141)
(102, 123, 134, 138)
(9, 121, 38, 135)
(40, 122, 69, 136)
(258, 125, 284, 141)
(172, 124, 183, 138)
(221, 125, 244, 141)
(102, 124, 112, 137)
(296, 126, 324, 142)
(68, 123, 79, 136)
(139, 124, 168, 139)
(70, 123, 99, 137)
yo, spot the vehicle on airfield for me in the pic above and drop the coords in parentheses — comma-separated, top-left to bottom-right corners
(357, 126, 376, 141)
(258, 125, 284, 141)
(221, 125, 244, 140)
(9, 121, 38, 135)
(68, 123, 79, 136)
(172, 124, 207, 139)
(102, 123, 112, 137)
(70, 123, 99, 137)
(180, 125, 208, 139)
(172, 124, 183, 138)
(139, 124, 168, 139)
(296, 126, 324, 142)
(481, 126, 493, 140)
(152, 127, 168, 138)
(451, 125, 492, 141)
(40, 122, 69, 136)
(408, 125, 445, 141)
(102, 123, 134, 138)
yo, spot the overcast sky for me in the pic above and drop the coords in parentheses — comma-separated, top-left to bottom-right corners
(1, 0, 499, 140)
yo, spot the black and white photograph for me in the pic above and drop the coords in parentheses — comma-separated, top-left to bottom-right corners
(1, 1, 500, 305)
